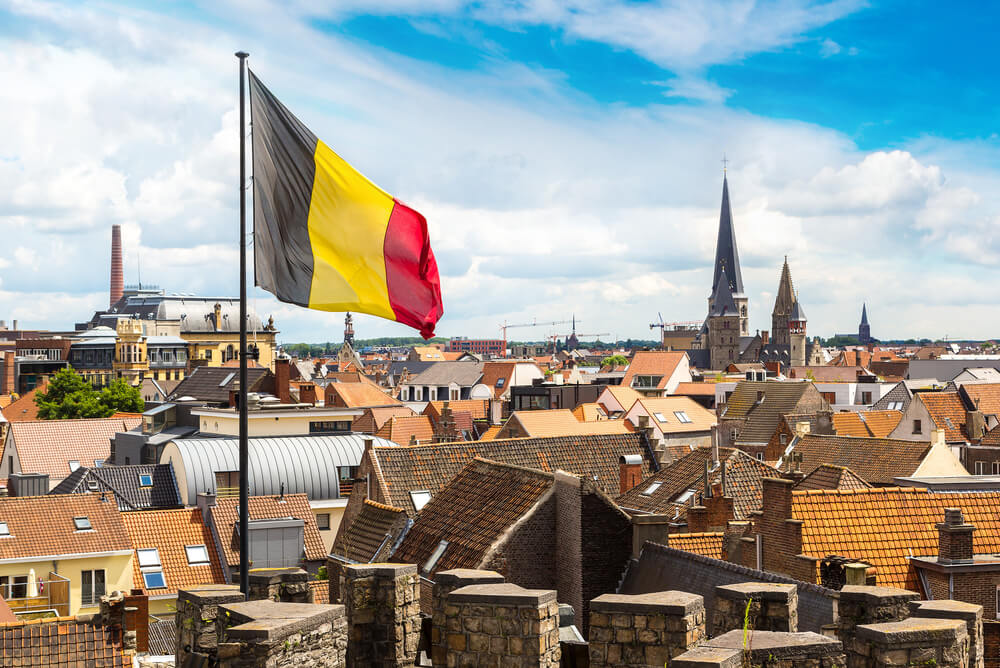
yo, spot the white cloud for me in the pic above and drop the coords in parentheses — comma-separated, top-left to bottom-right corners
(819, 38, 841, 57)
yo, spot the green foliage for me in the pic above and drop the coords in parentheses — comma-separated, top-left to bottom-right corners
(34, 368, 144, 419)
(316, 565, 328, 580)
(281, 336, 448, 357)
(820, 334, 860, 347)
(601, 354, 629, 367)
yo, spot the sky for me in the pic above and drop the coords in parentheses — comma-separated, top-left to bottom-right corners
(2, 0, 999, 344)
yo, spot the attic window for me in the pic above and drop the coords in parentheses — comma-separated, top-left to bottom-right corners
(87, 480, 100, 491)
(139, 474, 153, 487)
(410, 490, 432, 511)
(642, 482, 663, 496)
(185, 544, 210, 566)
(94, 460, 104, 468)
(138, 548, 167, 589)
(674, 411, 692, 424)
(69, 460, 81, 472)
(423, 539, 449, 573)
(944, 417, 955, 429)
(137, 548, 161, 568)
(0, 522, 9, 537)
(73, 516, 93, 531)
(652, 413, 667, 422)
(675, 489, 696, 505)
(219, 372, 236, 388)
(495, 378, 505, 388)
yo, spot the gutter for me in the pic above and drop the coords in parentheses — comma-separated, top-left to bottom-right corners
(0, 549, 132, 565)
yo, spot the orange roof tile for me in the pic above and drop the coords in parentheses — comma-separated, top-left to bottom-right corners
(325, 382, 402, 408)
(918, 392, 968, 441)
(121, 508, 226, 597)
(672, 382, 717, 397)
(502, 410, 631, 438)
(832, 411, 903, 438)
(621, 351, 687, 390)
(666, 531, 724, 559)
(6, 417, 142, 481)
(2, 384, 43, 422)
(478, 425, 502, 441)
(211, 494, 326, 567)
(572, 403, 608, 422)
(376, 415, 436, 445)
(793, 488, 1000, 591)
(794, 464, 872, 491)
(633, 396, 716, 434)
(0, 616, 130, 666)
(961, 383, 1000, 417)
(599, 386, 644, 413)
(0, 493, 131, 561)
(424, 400, 490, 421)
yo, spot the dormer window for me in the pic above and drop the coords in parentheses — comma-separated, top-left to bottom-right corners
(410, 490, 432, 511)
(73, 516, 92, 531)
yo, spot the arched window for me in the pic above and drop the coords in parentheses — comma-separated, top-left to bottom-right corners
(741, 305, 747, 317)
(226, 345, 235, 362)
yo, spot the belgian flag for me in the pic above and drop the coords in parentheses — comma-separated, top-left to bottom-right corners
(249, 71, 443, 338)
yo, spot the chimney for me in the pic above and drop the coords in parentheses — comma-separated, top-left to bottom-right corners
(275, 357, 292, 404)
(213, 303, 223, 330)
(761, 477, 795, 522)
(229, 388, 238, 408)
(2, 351, 13, 394)
(966, 408, 986, 442)
(931, 428, 946, 449)
(125, 589, 150, 653)
(711, 424, 720, 466)
(299, 382, 317, 406)
(619, 454, 643, 494)
(937, 508, 974, 564)
(794, 421, 811, 438)
(109, 224, 124, 307)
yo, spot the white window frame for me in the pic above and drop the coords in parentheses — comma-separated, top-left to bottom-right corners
(137, 548, 161, 568)
(185, 544, 210, 566)
(138, 474, 153, 487)
(674, 411, 692, 424)
(976, 461, 986, 475)
(316, 513, 331, 531)
(423, 540, 449, 573)
(642, 482, 662, 496)
(410, 490, 432, 511)
(81, 569, 106, 607)
(652, 413, 667, 423)
(0, 522, 9, 537)
(73, 516, 92, 531)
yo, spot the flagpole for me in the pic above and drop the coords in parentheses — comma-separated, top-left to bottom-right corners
(236, 50, 250, 599)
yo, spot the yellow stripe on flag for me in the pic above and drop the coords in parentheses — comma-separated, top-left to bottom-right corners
(306, 140, 396, 318)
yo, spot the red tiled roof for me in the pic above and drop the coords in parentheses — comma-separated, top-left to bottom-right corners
(2, 384, 44, 422)
(672, 382, 717, 397)
(352, 406, 416, 434)
(789, 434, 931, 485)
(832, 411, 902, 438)
(424, 400, 490, 421)
(962, 383, 1000, 417)
(794, 464, 871, 491)
(121, 508, 227, 597)
(918, 393, 968, 441)
(332, 498, 408, 563)
(211, 494, 326, 566)
(325, 383, 402, 408)
(622, 352, 686, 390)
(0, 493, 131, 561)
(665, 531, 724, 559)
(0, 617, 130, 667)
(7, 417, 141, 481)
(376, 415, 436, 445)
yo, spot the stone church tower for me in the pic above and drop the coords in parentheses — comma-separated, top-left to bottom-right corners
(771, 258, 796, 348)
(707, 175, 748, 336)
(788, 298, 807, 367)
(707, 268, 741, 370)
(858, 304, 871, 345)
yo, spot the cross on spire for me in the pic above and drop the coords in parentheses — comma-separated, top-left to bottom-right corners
(721, 153, 729, 172)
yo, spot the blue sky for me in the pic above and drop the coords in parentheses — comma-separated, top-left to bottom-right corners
(2, 0, 999, 343)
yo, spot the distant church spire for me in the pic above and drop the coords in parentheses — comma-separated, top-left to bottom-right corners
(861, 303, 869, 326)
(772, 256, 795, 317)
(712, 174, 744, 296)
(709, 267, 738, 316)
(859, 303, 871, 345)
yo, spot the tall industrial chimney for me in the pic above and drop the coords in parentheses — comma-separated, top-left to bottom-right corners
(110, 224, 124, 307)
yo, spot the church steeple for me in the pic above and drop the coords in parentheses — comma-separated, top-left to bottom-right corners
(772, 256, 795, 317)
(713, 174, 745, 296)
(709, 267, 738, 317)
(859, 303, 871, 345)
(861, 303, 869, 326)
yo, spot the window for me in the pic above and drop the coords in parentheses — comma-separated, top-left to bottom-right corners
(673, 411, 692, 424)
(422, 540, 449, 573)
(185, 545, 210, 565)
(913, 419, 922, 434)
(219, 372, 236, 388)
(138, 548, 166, 588)
(68, 460, 81, 472)
(994, 462, 1000, 476)
(204, 350, 212, 360)
(631, 375, 663, 389)
(87, 480, 99, 491)
(888, 401, 903, 411)
(861, 391, 873, 404)
(675, 489, 696, 505)
(652, 412, 667, 422)
(73, 516, 92, 531)
(779, 433, 788, 445)
(316, 513, 331, 530)
(81, 569, 106, 606)
(143, 571, 166, 589)
(309, 421, 351, 434)
(0, 522, 8, 537)
(137, 548, 160, 567)
(756, 453, 764, 461)
(642, 482, 662, 496)
(495, 378, 505, 388)
(976, 461, 986, 475)
(410, 490, 432, 511)
(94, 459, 103, 468)
(139, 474, 153, 487)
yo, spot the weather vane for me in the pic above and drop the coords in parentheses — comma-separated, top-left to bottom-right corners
(721, 153, 729, 173)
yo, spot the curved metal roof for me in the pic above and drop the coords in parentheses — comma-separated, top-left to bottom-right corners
(167, 434, 396, 501)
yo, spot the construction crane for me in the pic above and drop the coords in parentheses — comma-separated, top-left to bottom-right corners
(499, 319, 575, 357)
(649, 312, 666, 333)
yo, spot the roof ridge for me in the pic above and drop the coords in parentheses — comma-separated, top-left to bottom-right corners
(469, 457, 556, 480)
(362, 498, 405, 513)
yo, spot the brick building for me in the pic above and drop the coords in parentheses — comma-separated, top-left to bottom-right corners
(717, 380, 830, 459)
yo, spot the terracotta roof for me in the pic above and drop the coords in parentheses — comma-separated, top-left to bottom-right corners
(918, 392, 968, 441)
(793, 488, 1000, 590)
(6, 417, 142, 481)
(829, 350, 872, 368)
(502, 410, 631, 438)
(2, 385, 42, 421)
(981, 423, 1000, 446)
(393, 458, 554, 577)
(0, 493, 130, 561)
(211, 494, 327, 566)
(572, 403, 607, 422)
(789, 366, 867, 382)
(794, 464, 872, 491)
(599, 386, 644, 413)
(480, 361, 533, 398)
(0, 617, 130, 667)
(721, 381, 822, 446)
(369, 433, 654, 516)
(478, 425, 502, 441)
(352, 406, 416, 434)
(376, 415, 437, 445)
(309, 580, 330, 604)
(326, 382, 402, 408)
(665, 531, 724, 559)
(622, 351, 687, 390)
(332, 498, 408, 563)
(616, 447, 780, 520)
(789, 434, 931, 486)
(424, 400, 490, 421)
(633, 396, 716, 434)
(672, 382, 717, 397)
(121, 508, 226, 597)
(832, 411, 902, 438)
(961, 383, 1000, 416)
(411, 346, 445, 361)
(49, 463, 181, 511)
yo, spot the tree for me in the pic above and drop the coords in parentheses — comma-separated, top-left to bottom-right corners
(35, 368, 144, 419)
(601, 354, 629, 368)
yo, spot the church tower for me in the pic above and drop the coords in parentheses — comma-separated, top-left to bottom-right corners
(708, 268, 741, 370)
(708, 174, 748, 336)
(858, 304, 871, 345)
(566, 314, 580, 351)
(344, 312, 355, 347)
(771, 257, 796, 347)
(788, 296, 807, 367)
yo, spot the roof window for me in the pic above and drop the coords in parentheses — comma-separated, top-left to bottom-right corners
(138, 548, 167, 589)
(142, 570, 166, 589)
(495, 378, 505, 388)
(185, 544, 210, 566)
(422, 539, 449, 573)
(0, 522, 9, 537)
(219, 372, 236, 387)
(410, 490, 432, 511)
(73, 516, 93, 531)
(137, 548, 161, 568)
(69, 460, 81, 472)
(139, 474, 153, 487)
(674, 411, 692, 424)
(87, 480, 100, 491)
(652, 413, 667, 422)
(642, 482, 663, 496)
(675, 489, 696, 505)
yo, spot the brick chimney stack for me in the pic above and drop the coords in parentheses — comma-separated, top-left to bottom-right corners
(937, 507, 974, 564)
(619, 455, 643, 494)
(110, 224, 124, 307)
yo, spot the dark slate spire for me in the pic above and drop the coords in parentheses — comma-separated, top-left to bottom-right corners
(712, 175, 745, 296)
(789, 295, 807, 322)
(710, 267, 738, 317)
(860, 303, 869, 326)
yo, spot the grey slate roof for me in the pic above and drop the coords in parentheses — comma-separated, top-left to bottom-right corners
(168, 365, 273, 403)
(166, 434, 398, 502)
(908, 360, 1000, 382)
(49, 463, 181, 511)
(712, 175, 744, 296)
(405, 361, 485, 387)
(148, 619, 176, 656)
(620, 542, 836, 633)
(93, 295, 266, 333)
(789, 299, 806, 322)
(708, 268, 738, 317)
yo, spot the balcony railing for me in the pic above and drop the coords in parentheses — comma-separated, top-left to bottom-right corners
(4, 573, 70, 618)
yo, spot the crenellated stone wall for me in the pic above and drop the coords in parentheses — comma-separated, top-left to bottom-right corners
(431, 568, 505, 667)
(175, 584, 246, 665)
(847, 617, 969, 668)
(341, 563, 421, 668)
(588, 591, 705, 667)
(836, 585, 919, 639)
(712, 582, 798, 635)
(911, 599, 984, 668)
(247, 568, 315, 603)
(674, 630, 845, 668)
(443, 583, 561, 668)
(215, 600, 347, 668)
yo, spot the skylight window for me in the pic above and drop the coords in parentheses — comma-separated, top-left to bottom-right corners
(68, 460, 81, 472)
(137, 548, 161, 568)
(674, 411, 692, 424)
(142, 571, 166, 589)
(675, 489, 696, 505)
(94, 460, 104, 468)
(642, 482, 663, 496)
(87, 480, 99, 491)
(138, 474, 153, 487)
(410, 490, 432, 511)
(185, 545, 210, 566)
(495, 378, 505, 388)
(0, 522, 9, 537)
(652, 413, 667, 422)
(422, 540, 449, 573)
(138, 548, 166, 589)
(219, 372, 236, 388)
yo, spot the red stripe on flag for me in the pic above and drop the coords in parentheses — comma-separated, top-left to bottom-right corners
(383, 199, 444, 339)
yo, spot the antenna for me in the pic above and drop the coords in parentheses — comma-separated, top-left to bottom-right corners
(137, 249, 142, 290)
